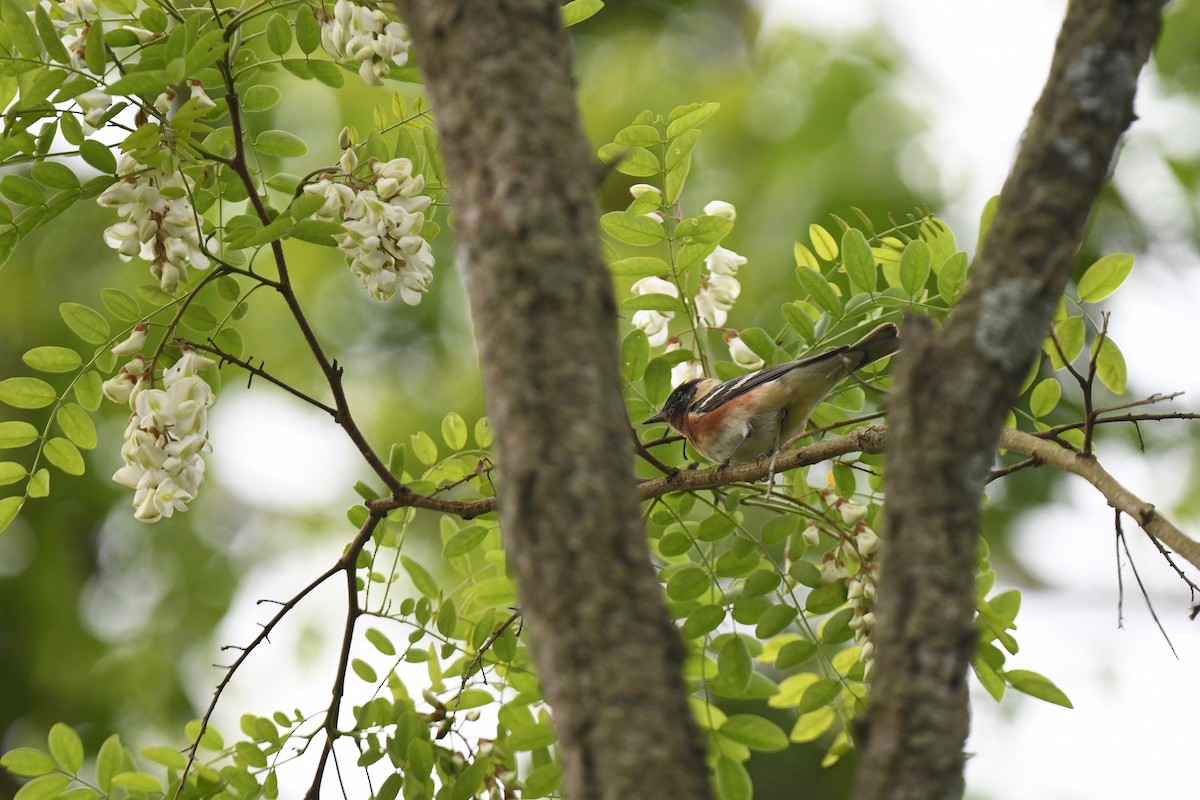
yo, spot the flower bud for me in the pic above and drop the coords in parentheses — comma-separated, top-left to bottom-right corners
(802, 523, 821, 548)
(338, 126, 354, 150)
(840, 502, 869, 525)
(340, 147, 359, 174)
(703, 199, 736, 221)
(111, 323, 149, 357)
(856, 527, 880, 556)
(629, 183, 662, 199)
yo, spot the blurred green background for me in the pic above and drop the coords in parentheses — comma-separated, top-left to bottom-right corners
(3, 1, 1200, 797)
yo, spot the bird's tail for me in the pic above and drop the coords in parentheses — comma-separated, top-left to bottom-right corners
(846, 322, 900, 370)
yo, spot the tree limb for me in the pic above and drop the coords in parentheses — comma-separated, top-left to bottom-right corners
(856, 2, 1168, 798)
(392, 3, 712, 798)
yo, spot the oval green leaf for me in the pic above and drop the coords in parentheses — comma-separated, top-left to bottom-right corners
(44, 437, 84, 475)
(1092, 336, 1126, 394)
(1077, 253, 1133, 303)
(0, 377, 56, 409)
(57, 403, 97, 449)
(22, 346, 81, 373)
(0, 421, 39, 448)
(1006, 668, 1073, 708)
(841, 228, 877, 294)
(720, 714, 789, 752)
(255, 130, 308, 158)
(48, 722, 84, 773)
(59, 302, 110, 344)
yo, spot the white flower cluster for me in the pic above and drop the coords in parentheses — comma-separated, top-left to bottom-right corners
(103, 343, 218, 523)
(97, 154, 210, 294)
(626, 193, 754, 376)
(304, 150, 435, 303)
(804, 489, 881, 678)
(37, 0, 108, 131)
(320, 0, 411, 86)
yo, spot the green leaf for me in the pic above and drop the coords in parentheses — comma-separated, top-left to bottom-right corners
(1077, 253, 1133, 303)
(308, 61, 345, 87)
(793, 240, 820, 270)
(1, 747, 56, 777)
(1029, 378, 1061, 417)
(0, 496, 23, 533)
(26, 468, 49, 497)
(442, 525, 488, 558)
(140, 746, 187, 770)
(100, 288, 140, 321)
(937, 251, 967, 304)
(621, 328, 649, 382)
(789, 706, 835, 743)
(675, 214, 732, 245)
(83, 17, 106, 72)
(775, 639, 818, 670)
(3, 0, 43, 59)
(796, 678, 840, 713)
(265, 13, 292, 54)
(410, 431, 438, 465)
(1092, 336, 1126, 394)
(840, 228, 876, 294)
(665, 565, 710, 602)
(22, 346, 81, 373)
(73, 371, 102, 411)
(613, 124, 659, 147)
(737, 328, 775, 362)
(781, 302, 815, 343)
(0, 421, 38, 449)
(899, 238, 932, 297)
(1006, 668, 1072, 708)
(562, 0, 603, 26)
(0, 174, 43, 206)
(80, 140, 117, 173)
(111, 771, 163, 793)
(809, 223, 838, 260)
(48, 723, 83, 774)
(600, 211, 662, 246)
(713, 755, 752, 800)
(0, 377, 56, 409)
(441, 411, 467, 450)
(105, 69, 170, 96)
(665, 101, 719, 139)
(365, 627, 395, 656)
(621, 293, 679, 312)
(31, 161, 79, 190)
(351, 658, 377, 682)
(609, 256, 668, 277)
(664, 128, 700, 172)
(241, 84, 281, 112)
(295, 7, 322, 53)
(13, 773, 70, 800)
(804, 581, 847, 614)
(255, 130, 308, 158)
(59, 302, 110, 344)
(1046, 316, 1084, 369)
(597, 143, 659, 177)
(795, 267, 841, 316)
(717, 636, 752, 692)
(0, 461, 28, 486)
(44, 437, 84, 475)
(754, 604, 796, 638)
(401, 556, 439, 597)
(57, 404, 97, 450)
(679, 604, 725, 639)
(721, 715, 788, 752)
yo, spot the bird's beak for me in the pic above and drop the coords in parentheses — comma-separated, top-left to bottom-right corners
(642, 409, 667, 425)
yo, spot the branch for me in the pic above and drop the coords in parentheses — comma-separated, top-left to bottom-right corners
(858, 2, 1168, 796)
(1001, 429, 1200, 572)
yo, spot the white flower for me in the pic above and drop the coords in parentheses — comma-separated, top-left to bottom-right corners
(97, 153, 210, 292)
(695, 273, 740, 327)
(632, 310, 671, 347)
(703, 200, 736, 221)
(725, 332, 764, 370)
(321, 0, 410, 85)
(802, 523, 821, 547)
(630, 184, 662, 199)
(77, 89, 111, 132)
(340, 147, 359, 174)
(111, 324, 148, 357)
(187, 80, 216, 111)
(856, 527, 880, 556)
(153, 87, 175, 115)
(631, 276, 678, 298)
(705, 245, 747, 276)
(664, 340, 703, 386)
(840, 502, 869, 525)
(162, 349, 218, 388)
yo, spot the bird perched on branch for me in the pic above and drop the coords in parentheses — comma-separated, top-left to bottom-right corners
(643, 322, 900, 465)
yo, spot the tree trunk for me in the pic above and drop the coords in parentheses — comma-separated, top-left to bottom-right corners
(394, 3, 713, 799)
(855, 1, 1167, 798)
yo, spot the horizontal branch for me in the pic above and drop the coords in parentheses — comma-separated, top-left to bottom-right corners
(1000, 428, 1200, 572)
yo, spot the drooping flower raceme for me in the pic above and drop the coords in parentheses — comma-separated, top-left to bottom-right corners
(320, 0, 411, 86)
(695, 245, 747, 328)
(107, 346, 218, 523)
(96, 154, 210, 293)
(304, 153, 435, 303)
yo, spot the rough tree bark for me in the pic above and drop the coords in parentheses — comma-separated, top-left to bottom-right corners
(393, 3, 713, 800)
(855, 1, 1168, 799)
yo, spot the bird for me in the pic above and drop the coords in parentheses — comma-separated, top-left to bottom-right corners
(642, 322, 900, 465)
